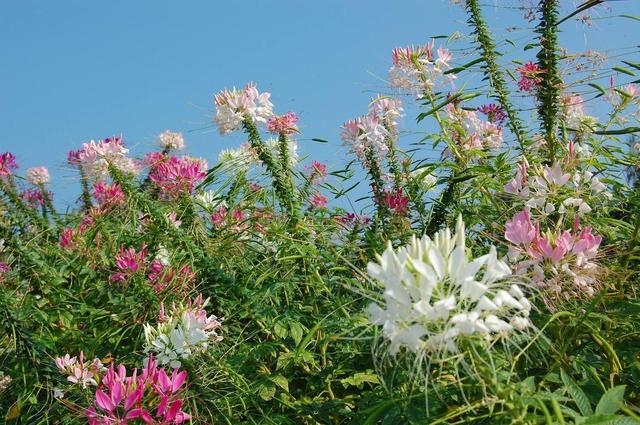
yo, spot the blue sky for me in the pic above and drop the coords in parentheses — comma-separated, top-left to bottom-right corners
(1, 0, 637, 209)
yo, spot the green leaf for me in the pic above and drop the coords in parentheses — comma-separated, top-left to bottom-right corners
(595, 386, 626, 415)
(612, 67, 636, 77)
(257, 382, 276, 401)
(270, 375, 289, 393)
(311, 138, 329, 143)
(593, 127, 640, 136)
(561, 369, 593, 416)
(340, 372, 380, 388)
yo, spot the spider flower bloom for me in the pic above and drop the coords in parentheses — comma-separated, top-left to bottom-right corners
(111, 244, 147, 282)
(381, 188, 409, 215)
(54, 352, 106, 388)
(143, 295, 223, 368)
(504, 210, 537, 246)
(310, 192, 328, 209)
(367, 215, 531, 355)
(77, 137, 141, 180)
(516, 61, 544, 92)
(477, 103, 507, 126)
(149, 155, 207, 199)
(341, 114, 390, 165)
(26, 166, 50, 185)
(306, 160, 328, 184)
(267, 112, 299, 135)
(213, 83, 274, 135)
(19, 188, 47, 208)
(0, 262, 9, 283)
(158, 130, 185, 151)
(369, 97, 404, 133)
(93, 181, 125, 208)
(0, 152, 18, 178)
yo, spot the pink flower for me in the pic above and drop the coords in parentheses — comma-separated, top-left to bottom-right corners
(505, 210, 537, 245)
(477, 104, 507, 126)
(517, 61, 545, 92)
(59, 228, 75, 249)
(211, 206, 227, 228)
(534, 231, 572, 263)
(543, 163, 570, 187)
(0, 262, 9, 282)
(77, 137, 141, 180)
(19, 188, 47, 208)
(111, 244, 147, 282)
(67, 149, 82, 166)
(306, 160, 327, 184)
(149, 155, 207, 200)
(310, 193, 328, 209)
(93, 182, 125, 208)
(0, 152, 18, 178)
(381, 188, 409, 215)
(26, 166, 50, 185)
(572, 226, 602, 258)
(267, 112, 299, 135)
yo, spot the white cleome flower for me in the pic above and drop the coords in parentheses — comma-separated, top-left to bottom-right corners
(367, 215, 531, 356)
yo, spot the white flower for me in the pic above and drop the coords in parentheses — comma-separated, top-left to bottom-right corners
(411, 169, 437, 191)
(158, 130, 185, 151)
(214, 83, 274, 135)
(26, 166, 50, 185)
(367, 215, 530, 356)
(53, 387, 65, 399)
(156, 245, 170, 266)
(143, 296, 223, 367)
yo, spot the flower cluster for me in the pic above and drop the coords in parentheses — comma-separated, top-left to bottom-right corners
(0, 152, 18, 179)
(143, 295, 223, 368)
(111, 243, 148, 282)
(54, 352, 107, 388)
(77, 137, 141, 180)
(389, 42, 455, 96)
(86, 356, 190, 424)
(310, 192, 328, 209)
(214, 83, 274, 135)
(516, 61, 545, 92)
(379, 187, 409, 215)
(560, 94, 596, 130)
(148, 155, 208, 200)
(93, 181, 126, 209)
(367, 216, 531, 355)
(0, 262, 10, 283)
(211, 205, 247, 232)
(444, 103, 503, 151)
(505, 210, 602, 299)
(158, 130, 185, 151)
(342, 97, 402, 167)
(26, 166, 50, 185)
(267, 112, 299, 135)
(306, 160, 328, 184)
(147, 260, 196, 293)
(59, 216, 94, 250)
(19, 188, 48, 208)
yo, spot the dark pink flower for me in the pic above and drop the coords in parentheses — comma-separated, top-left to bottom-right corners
(477, 103, 507, 126)
(0, 152, 18, 178)
(93, 182, 125, 208)
(149, 155, 207, 199)
(516, 61, 545, 92)
(19, 188, 47, 208)
(381, 188, 409, 215)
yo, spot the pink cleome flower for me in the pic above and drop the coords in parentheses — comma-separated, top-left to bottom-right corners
(26, 166, 50, 185)
(149, 156, 207, 200)
(19, 188, 48, 208)
(516, 61, 545, 92)
(111, 244, 148, 282)
(267, 112, 299, 135)
(310, 193, 328, 209)
(93, 181, 126, 209)
(0, 152, 18, 178)
(381, 188, 409, 215)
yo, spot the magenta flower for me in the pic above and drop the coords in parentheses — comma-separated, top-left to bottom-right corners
(111, 244, 148, 282)
(306, 160, 328, 184)
(93, 181, 126, 209)
(0, 152, 18, 178)
(0, 262, 10, 283)
(149, 155, 207, 200)
(381, 188, 409, 215)
(267, 112, 299, 135)
(477, 103, 507, 126)
(516, 61, 545, 92)
(504, 210, 537, 246)
(19, 188, 48, 208)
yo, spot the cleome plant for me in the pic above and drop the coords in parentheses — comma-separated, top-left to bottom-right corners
(1, 0, 640, 424)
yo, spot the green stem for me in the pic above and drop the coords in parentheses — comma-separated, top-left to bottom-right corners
(464, 0, 528, 150)
(536, 0, 562, 163)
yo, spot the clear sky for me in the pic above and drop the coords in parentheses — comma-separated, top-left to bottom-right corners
(1, 0, 637, 209)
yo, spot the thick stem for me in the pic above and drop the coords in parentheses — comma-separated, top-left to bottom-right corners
(464, 0, 528, 150)
(536, 0, 562, 163)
